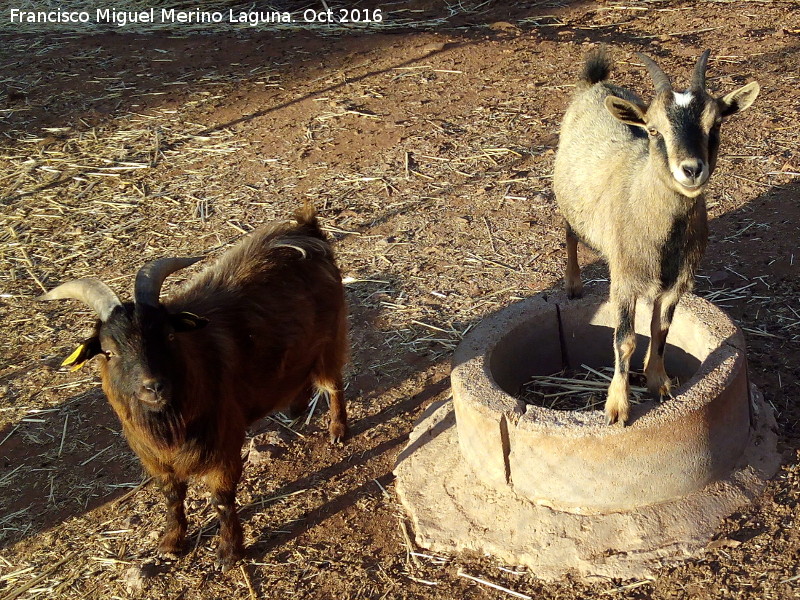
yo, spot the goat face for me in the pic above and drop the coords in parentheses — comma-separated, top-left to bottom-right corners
(97, 303, 205, 412)
(62, 302, 207, 415)
(40, 258, 206, 414)
(604, 51, 760, 198)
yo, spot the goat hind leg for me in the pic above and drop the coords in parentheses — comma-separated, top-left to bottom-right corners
(606, 295, 637, 426)
(316, 373, 347, 444)
(157, 475, 188, 556)
(565, 223, 584, 299)
(315, 311, 348, 444)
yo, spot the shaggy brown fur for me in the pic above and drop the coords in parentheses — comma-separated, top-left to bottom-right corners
(43, 205, 348, 570)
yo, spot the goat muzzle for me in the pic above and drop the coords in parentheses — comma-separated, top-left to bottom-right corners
(137, 378, 170, 409)
(674, 158, 709, 190)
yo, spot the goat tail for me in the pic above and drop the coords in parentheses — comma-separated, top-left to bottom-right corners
(580, 46, 611, 86)
(293, 201, 327, 240)
(294, 200, 318, 228)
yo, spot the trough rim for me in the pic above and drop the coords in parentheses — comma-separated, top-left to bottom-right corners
(451, 284, 748, 437)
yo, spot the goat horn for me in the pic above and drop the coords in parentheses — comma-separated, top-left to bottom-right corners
(691, 49, 711, 91)
(637, 53, 671, 94)
(134, 257, 203, 306)
(38, 278, 122, 321)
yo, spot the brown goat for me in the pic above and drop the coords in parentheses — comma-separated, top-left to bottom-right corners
(39, 204, 348, 569)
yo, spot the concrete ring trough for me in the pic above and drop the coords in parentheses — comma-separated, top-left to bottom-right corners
(394, 285, 780, 580)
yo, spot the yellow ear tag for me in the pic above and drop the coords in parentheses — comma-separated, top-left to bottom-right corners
(61, 344, 86, 368)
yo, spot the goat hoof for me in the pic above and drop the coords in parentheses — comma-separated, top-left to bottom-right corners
(648, 379, 672, 398)
(566, 282, 584, 299)
(215, 547, 243, 572)
(646, 365, 672, 398)
(604, 403, 629, 426)
(329, 422, 348, 445)
(605, 377, 630, 426)
(604, 411, 628, 426)
(214, 556, 238, 572)
(157, 532, 185, 557)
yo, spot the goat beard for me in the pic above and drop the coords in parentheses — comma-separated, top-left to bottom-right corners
(133, 403, 187, 449)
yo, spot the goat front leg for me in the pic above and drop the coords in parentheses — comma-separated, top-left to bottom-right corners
(644, 291, 679, 397)
(156, 475, 188, 556)
(565, 223, 583, 299)
(204, 460, 244, 571)
(606, 294, 637, 426)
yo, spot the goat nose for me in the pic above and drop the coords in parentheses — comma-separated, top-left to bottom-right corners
(681, 160, 703, 180)
(143, 379, 165, 394)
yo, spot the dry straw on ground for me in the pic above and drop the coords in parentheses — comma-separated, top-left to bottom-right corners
(518, 364, 654, 412)
(1, 1, 799, 599)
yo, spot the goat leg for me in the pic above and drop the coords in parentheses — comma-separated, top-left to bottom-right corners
(287, 385, 313, 419)
(157, 476, 188, 556)
(318, 374, 347, 444)
(205, 462, 244, 571)
(565, 223, 583, 299)
(606, 294, 637, 425)
(644, 292, 679, 397)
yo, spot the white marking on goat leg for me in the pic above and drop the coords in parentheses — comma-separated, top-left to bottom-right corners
(673, 91, 694, 107)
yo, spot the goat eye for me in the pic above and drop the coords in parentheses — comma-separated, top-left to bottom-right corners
(104, 350, 114, 359)
(647, 127, 659, 137)
(168, 333, 175, 342)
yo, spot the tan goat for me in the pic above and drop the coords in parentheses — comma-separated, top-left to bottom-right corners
(554, 48, 759, 425)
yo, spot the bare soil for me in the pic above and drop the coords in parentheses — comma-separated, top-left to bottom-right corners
(1, 1, 799, 599)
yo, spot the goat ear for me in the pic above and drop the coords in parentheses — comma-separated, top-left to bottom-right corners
(718, 81, 760, 118)
(604, 96, 647, 128)
(170, 311, 209, 332)
(61, 337, 102, 371)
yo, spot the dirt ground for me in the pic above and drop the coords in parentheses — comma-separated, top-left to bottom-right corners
(1, 1, 799, 598)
